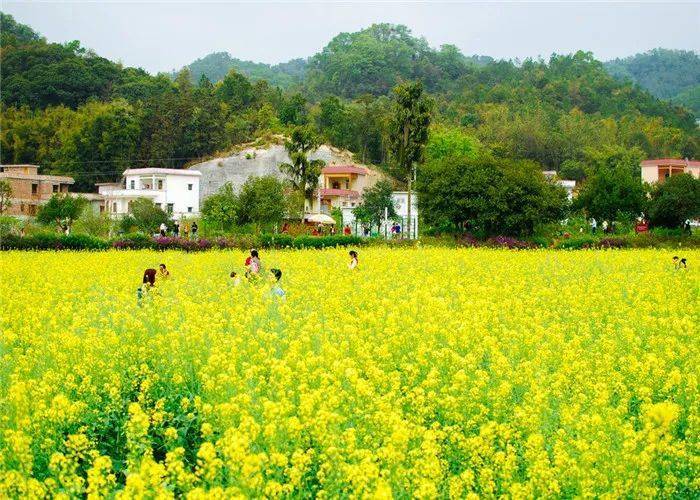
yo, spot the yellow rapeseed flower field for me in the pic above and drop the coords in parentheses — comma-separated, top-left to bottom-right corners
(0, 248, 698, 498)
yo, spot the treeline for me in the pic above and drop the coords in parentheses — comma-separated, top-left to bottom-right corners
(605, 48, 700, 115)
(1, 14, 699, 194)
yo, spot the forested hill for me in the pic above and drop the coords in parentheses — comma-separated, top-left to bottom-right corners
(604, 49, 700, 115)
(1, 13, 699, 191)
(172, 52, 308, 89)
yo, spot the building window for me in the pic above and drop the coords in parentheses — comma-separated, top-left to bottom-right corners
(28, 204, 37, 215)
(157, 180, 163, 190)
(167, 203, 174, 213)
(332, 181, 340, 189)
(20, 203, 25, 213)
(187, 183, 193, 191)
(127, 201, 134, 213)
(112, 202, 117, 212)
(130, 180, 135, 189)
(52, 184, 59, 193)
(31, 183, 38, 195)
(187, 206, 193, 213)
(345, 180, 350, 189)
(99, 205, 105, 213)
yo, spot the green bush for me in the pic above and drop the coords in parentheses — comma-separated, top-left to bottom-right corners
(0, 232, 109, 250)
(554, 235, 598, 250)
(292, 235, 363, 249)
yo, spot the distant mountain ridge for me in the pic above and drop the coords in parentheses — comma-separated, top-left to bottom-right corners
(173, 52, 308, 88)
(604, 48, 700, 115)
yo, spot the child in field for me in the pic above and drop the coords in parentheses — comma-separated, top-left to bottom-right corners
(348, 250, 358, 270)
(268, 268, 286, 299)
(137, 268, 157, 306)
(246, 249, 262, 283)
(158, 263, 170, 279)
(230, 271, 241, 286)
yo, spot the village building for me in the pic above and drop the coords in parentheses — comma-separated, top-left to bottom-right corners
(0, 164, 74, 217)
(97, 168, 201, 220)
(305, 165, 381, 216)
(641, 158, 700, 184)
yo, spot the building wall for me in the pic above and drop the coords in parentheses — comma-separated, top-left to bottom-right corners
(1, 176, 72, 217)
(105, 174, 200, 219)
(641, 163, 700, 184)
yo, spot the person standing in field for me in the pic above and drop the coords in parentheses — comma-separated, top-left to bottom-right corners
(191, 222, 198, 239)
(590, 218, 597, 234)
(344, 225, 351, 236)
(247, 249, 262, 282)
(138, 268, 157, 306)
(230, 271, 241, 286)
(602, 220, 608, 233)
(159, 222, 167, 237)
(183, 223, 190, 239)
(348, 250, 358, 270)
(268, 268, 286, 299)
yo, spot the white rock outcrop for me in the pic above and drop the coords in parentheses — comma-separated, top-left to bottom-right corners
(188, 144, 361, 199)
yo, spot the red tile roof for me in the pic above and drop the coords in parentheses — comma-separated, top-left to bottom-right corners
(321, 165, 368, 175)
(318, 188, 360, 198)
(642, 158, 700, 167)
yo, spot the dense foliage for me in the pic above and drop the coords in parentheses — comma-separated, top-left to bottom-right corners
(648, 174, 700, 228)
(2, 15, 697, 190)
(417, 156, 568, 235)
(176, 51, 307, 89)
(605, 48, 700, 115)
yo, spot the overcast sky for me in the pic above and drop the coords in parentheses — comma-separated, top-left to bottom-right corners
(3, 1, 699, 74)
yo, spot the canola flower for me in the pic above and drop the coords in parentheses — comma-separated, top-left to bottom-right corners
(0, 247, 698, 498)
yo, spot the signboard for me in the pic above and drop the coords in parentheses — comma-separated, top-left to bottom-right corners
(635, 222, 649, 233)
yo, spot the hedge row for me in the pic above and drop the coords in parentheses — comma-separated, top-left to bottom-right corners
(0, 233, 365, 251)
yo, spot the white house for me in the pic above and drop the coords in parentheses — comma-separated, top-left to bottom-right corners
(97, 168, 201, 220)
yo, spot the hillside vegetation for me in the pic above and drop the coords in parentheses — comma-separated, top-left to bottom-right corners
(605, 48, 700, 115)
(1, 14, 698, 192)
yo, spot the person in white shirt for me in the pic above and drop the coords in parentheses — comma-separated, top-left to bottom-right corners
(159, 222, 167, 236)
(230, 271, 241, 286)
(348, 250, 358, 270)
(590, 218, 597, 234)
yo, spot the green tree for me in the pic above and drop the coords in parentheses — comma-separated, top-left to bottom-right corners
(279, 127, 326, 218)
(387, 81, 432, 239)
(353, 179, 397, 227)
(648, 174, 700, 228)
(0, 180, 13, 214)
(236, 176, 286, 227)
(279, 93, 308, 126)
(425, 126, 482, 162)
(574, 166, 646, 222)
(417, 156, 568, 236)
(316, 96, 351, 148)
(128, 198, 170, 234)
(36, 194, 87, 231)
(201, 183, 238, 231)
(216, 69, 253, 111)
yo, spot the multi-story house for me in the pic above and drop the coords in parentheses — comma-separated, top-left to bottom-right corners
(306, 165, 381, 215)
(0, 164, 74, 217)
(97, 168, 201, 220)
